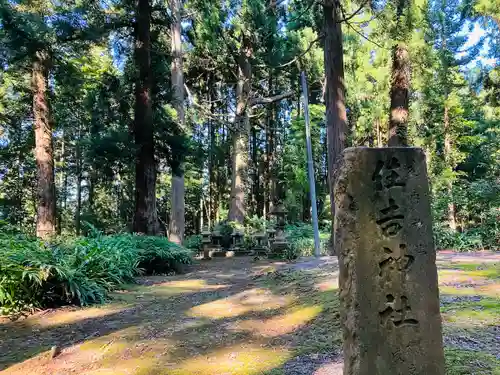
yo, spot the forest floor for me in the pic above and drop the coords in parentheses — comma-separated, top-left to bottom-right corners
(1, 251, 499, 375)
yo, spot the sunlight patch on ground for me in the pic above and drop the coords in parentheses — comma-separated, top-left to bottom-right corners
(26, 305, 127, 328)
(438, 269, 489, 285)
(315, 279, 338, 292)
(228, 305, 322, 337)
(112, 279, 228, 302)
(164, 346, 291, 375)
(187, 288, 292, 319)
(140, 279, 228, 294)
(440, 284, 500, 298)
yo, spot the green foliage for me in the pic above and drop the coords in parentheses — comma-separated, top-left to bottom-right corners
(285, 223, 329, 258)
(183, 234, 202, 253)
(0, 232, 192, 319)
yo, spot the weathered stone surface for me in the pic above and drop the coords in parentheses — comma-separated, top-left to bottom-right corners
(334, 147, 444, 375)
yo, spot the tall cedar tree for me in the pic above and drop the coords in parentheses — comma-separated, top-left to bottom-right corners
(169, 0, 186, 243)
(133, 0, 158, 234)
(324, 0, 348, 251)
(388, 0, 410, 146)
(33, 49, 57, 238)
(228, 37, 252, 224)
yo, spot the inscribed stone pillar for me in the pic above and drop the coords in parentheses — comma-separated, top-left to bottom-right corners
(334, 147, 444, 375)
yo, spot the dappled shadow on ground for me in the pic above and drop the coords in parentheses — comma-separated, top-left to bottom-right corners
(0, 257, 343, 375)
(1, 253, 498, 375)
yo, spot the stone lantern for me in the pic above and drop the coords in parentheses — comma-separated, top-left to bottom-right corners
(252, 232, 269, 256)
(231, 230, 245, 252)
(201, 227, 212, 260)
(210, 230, 225, 256)
(268, 203, 289, 258)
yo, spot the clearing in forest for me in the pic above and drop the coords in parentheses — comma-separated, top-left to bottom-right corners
(0, 252, 499, 375)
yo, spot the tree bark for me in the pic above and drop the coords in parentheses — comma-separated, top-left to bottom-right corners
(33, 50, 56, 239)
(229, 43, 252, 224)
(388, 43, 410, 146)
(168, 0, 185, 243)
(324, 0, 347, 251)
(133, 0, 158, 235)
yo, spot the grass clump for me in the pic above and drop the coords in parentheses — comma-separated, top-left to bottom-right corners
(0, 229, 192, 319)
(445, 348, 500, 375)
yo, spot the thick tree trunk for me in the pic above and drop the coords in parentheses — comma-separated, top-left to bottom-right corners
(33, 50, 56, 239)
(324, 0, 347, 251)
(444, 105, 457, 231)
(229, 45, 252, 224)
(133, 0, 158, 235)
(388, 43, 410, 146)
(169, 0, 185, 243)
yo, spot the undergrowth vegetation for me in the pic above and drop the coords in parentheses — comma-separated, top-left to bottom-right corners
(0, 226, 192, 319)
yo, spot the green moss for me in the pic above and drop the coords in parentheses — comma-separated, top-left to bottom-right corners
(442, 297, 500, 325)
(447, 263, 499, 280)
(445, 348, 500, 375)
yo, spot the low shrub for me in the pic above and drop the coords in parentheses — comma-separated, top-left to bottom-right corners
(0, 231, 193, 319)
(285, 223, 329, 258)
(184, 234, 202, 254)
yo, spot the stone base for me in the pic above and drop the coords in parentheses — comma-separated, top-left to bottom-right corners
(233, 249, 252, 256)
(252, 247, 269, 256)
(335, 147, 444, 375)
(212, 250, 227, 257)
(269, 241, 288, 259)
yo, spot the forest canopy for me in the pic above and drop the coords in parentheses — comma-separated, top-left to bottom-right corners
(0, 0, 498, 250)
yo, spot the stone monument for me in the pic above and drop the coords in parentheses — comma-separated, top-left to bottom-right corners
(334, 147, 444, 375)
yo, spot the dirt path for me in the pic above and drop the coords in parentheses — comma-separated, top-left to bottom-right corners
(0, 252, 498, 375)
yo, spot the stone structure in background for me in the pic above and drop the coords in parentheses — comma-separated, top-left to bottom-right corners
(210, 230, 226, 257)
(201, 227, 212, 260)
(268, 203, 289, 258)
(231, 229, 248, 255)
(334, 147, 445, 375)
(253, 232, 269, 256)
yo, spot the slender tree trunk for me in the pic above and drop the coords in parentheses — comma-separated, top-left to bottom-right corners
(251, 125, 258, 215)
(376, 118, 383, 147)
(264, 76, 275, 217)
(324, 0, 347, 252)
(75, 128, 82, 236)
(169, 0, 185, 243)
(133, 0, 158, 234)
(229, 44, 252, 224)
(444, 105, 457, 231)
(33, 50, 56, 239)
(388, 43, 410, 146)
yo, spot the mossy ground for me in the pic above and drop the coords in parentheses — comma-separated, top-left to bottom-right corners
(0, 254, 498, 375)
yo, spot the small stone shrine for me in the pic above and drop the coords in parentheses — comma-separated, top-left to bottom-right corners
(334, 147, 445, 375)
